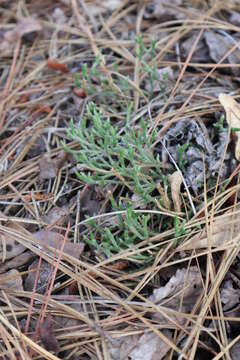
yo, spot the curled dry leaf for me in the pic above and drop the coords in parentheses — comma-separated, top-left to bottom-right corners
(219, 93, 240, 161)
(169, 171, 182, 213)
(180, 205, 240, 250)
(23, 192, 53, 202)
(149, 267, 202, 325)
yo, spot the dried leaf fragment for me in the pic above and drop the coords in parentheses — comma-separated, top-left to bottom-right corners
(145, 0, 184, 20)
(47, 59, 68, 73)
(39, 156, 58, 179)
(5, 18, 42, 42)
(169, 171, 182, 213)
(39, 153, 68, 180)
(0, 225, 26, 262)
(219, 93, 240, 160)
(0, 269, 23, 291)
(180, 205, 240, 250)
(149, 267, 202, 324)
(0, 251, 35, 273)
(33, 230, 84, 259)
(205, 31, 240, 76)
(221, 280, 239, 311)
(108, 330, 172, 360)
(25, 259, 52, 294)
(73, 88, 87, 98)
(129, 331, 172, 360)
(40, 315, 59, 353)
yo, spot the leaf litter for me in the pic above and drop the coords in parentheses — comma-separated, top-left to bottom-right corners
(1, 1, 240, 359)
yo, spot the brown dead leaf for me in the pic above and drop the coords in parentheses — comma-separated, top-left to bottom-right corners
(180, 206, 240, 250)
(205, 31, 240, 76)
(169, 171, 182, 213)
(42, 206, 69, 226)
(108, 330, 172, 360)
(219, 93, 240, 161)
(0, 251, 35, 273)
(23, 192, 53, 202)
(0, 224, 26, 262)
(230, 341, 240, 360)
(39, 315, 59, 353)
(33, 230, 84, 259)
(149, 267, 202, 325)
(129, 331, 172, 360)
(39, 156, 58, 180)
(39, 152, 68, 180)
(4, 18, 42, 43)
(181, 32, 208, 63)
(156, 182, 170, 210)
(84, 0, 123, 15)
(145, 0, 184, 20)
(230, 11, 240, 26)
(73, 88, 87, 98)
(25, 259, 52, 294)
(107, 335, 139, 360)
(221, 280, 239, 311)
(47, 59, 69, 74)
(0, 269, 23, 292)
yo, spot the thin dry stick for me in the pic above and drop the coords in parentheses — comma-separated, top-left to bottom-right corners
(151, 28, 204, 132)
(133, 3, 145, 113)
(0, 38, 21, 129)
(72, 0, 124, 98)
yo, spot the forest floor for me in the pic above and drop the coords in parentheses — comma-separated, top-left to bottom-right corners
(1, 1, 240, 359)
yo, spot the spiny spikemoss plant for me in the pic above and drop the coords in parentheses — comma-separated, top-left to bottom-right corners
(62, 35, 177, 263)
(84, 205, 154, 263)
(62, 101, 170, 263)
(136, 35, 169, 98)
(64, 101, 167, 207)
(73, 36, 169, 105)
(74, 54, 131, 105)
